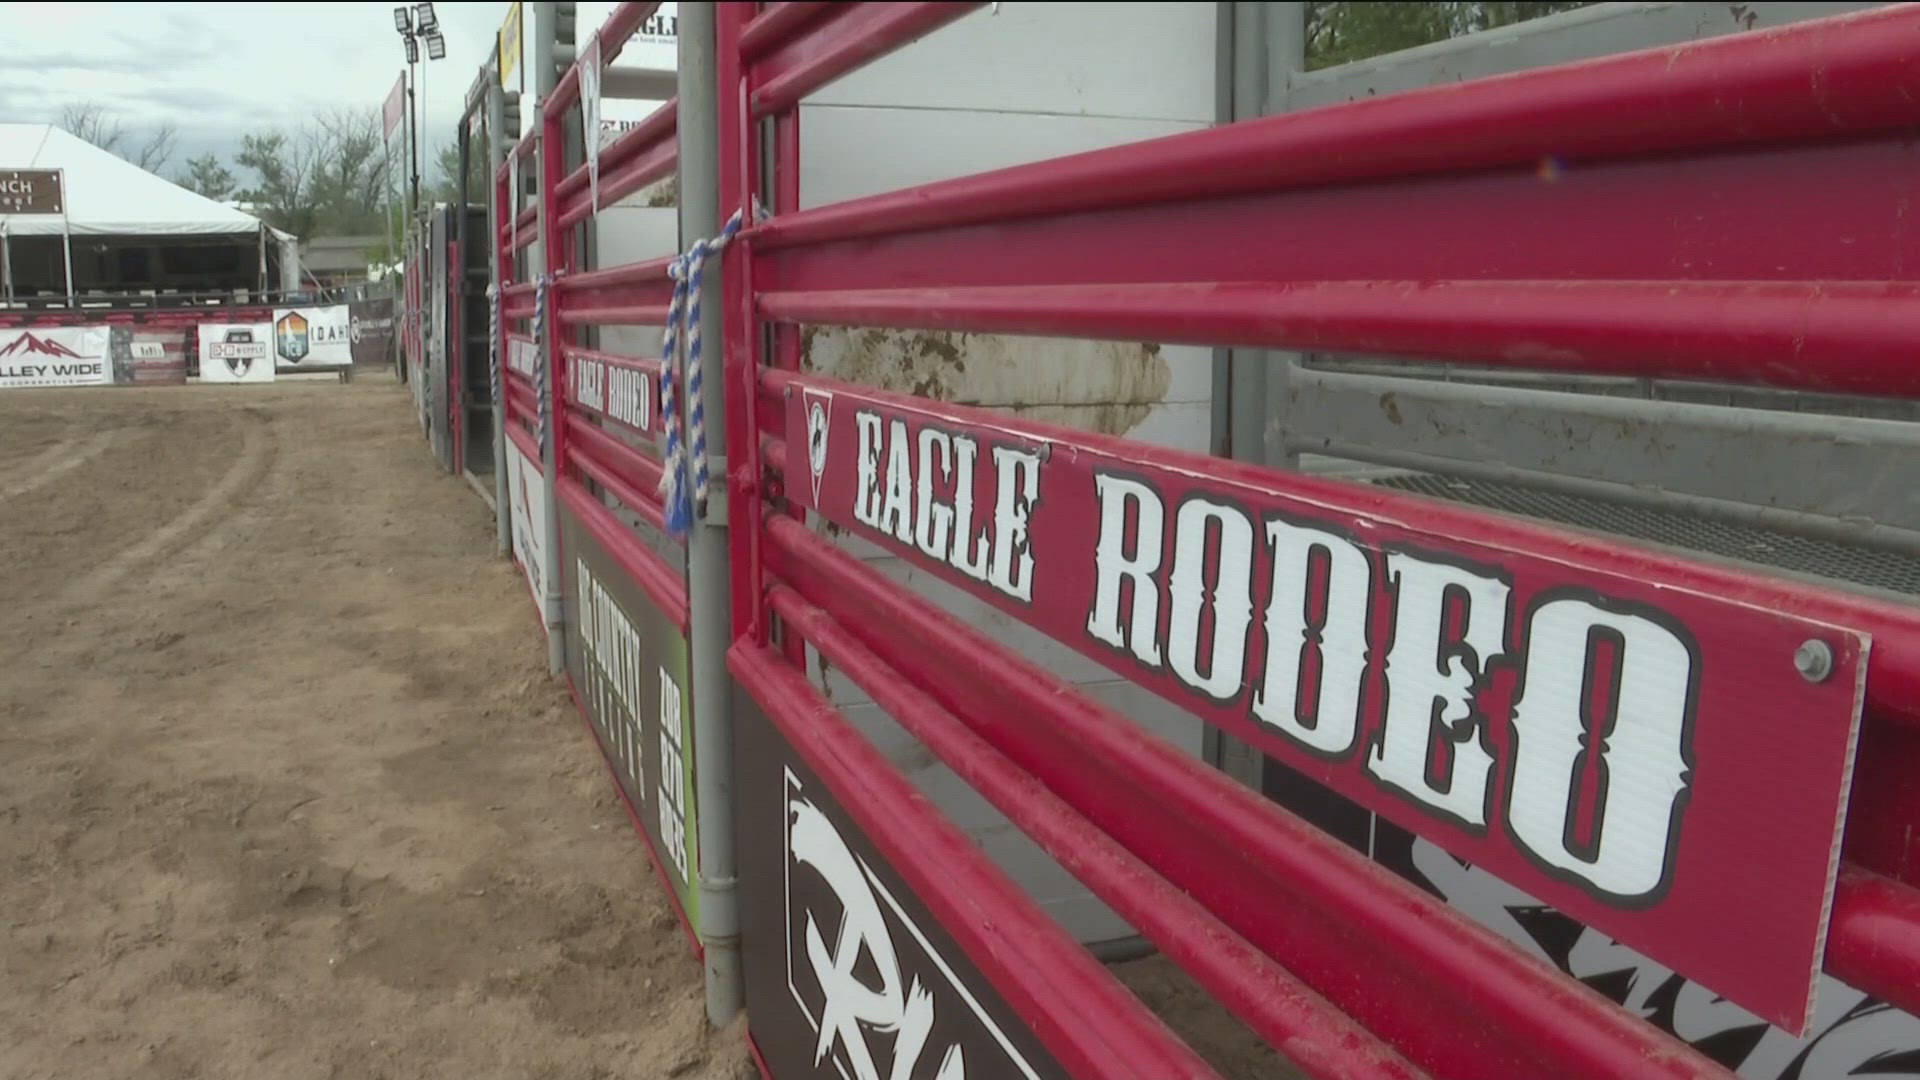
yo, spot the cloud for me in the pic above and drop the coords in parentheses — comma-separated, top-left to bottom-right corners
(2, 2, 676, 172)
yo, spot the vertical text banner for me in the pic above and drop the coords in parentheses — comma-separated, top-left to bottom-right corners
(382, 72, 405, 144)
(498, 2, 523, 94)
(582, 33, 602, 218)
(560, 503, 699, 928)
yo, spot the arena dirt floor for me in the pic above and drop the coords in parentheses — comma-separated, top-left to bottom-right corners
(0, 372, 1284, 1080)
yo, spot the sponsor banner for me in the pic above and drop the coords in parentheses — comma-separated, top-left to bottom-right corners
(789, 378, 1868, 1033)
(498, 2, 523, 92)
(273, 304, 352, 370)
(582, 33, 602, 215)
(0, 169, 63, 214)
(198, 323, 275, 384)
(348, 298, 396, 366)
(506, 431, 548, 619)
(635, 5, 676, 47)
(382, 71, 406, 143)
(560, 500, 697, 924)
(735, 694, 1067, 1080)
(0, 326, 109, 389)
(109, 326, 187, 386)
(567, 353, 655, 437)
(506, 334, 539, 381)
(1269, 769, 1920, 1079)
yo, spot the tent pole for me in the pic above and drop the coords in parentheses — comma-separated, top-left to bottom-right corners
(61, 207, 74, 308)
(2, 227, 12, 304)
(258, 226, 267, 296)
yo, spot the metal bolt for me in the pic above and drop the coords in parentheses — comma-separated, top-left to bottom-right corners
(1794, 639, 1834, 684)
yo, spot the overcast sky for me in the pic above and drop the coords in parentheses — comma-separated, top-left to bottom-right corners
(0, 2, 673, 180)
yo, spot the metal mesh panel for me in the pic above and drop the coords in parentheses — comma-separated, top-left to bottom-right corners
(1370, 473, 1920, 601)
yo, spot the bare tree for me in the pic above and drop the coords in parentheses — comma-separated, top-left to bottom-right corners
(132, 123, 177, 173)
(60, 101, 126, 155)
(59, 101, 178, 173)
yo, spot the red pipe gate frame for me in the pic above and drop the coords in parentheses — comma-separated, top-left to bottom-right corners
(488, 4, 1920, 1078)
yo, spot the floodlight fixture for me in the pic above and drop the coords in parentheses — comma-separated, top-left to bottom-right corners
(405, 35, 419, 63)
(414, 2, 439, 35)
(392, 6, 411, 32)
(425, 33, 446, 60)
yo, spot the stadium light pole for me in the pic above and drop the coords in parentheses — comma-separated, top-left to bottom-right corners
(394, 4, 445, 224)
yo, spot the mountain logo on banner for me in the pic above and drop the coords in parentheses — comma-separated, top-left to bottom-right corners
(275, 311, 311, 363)
(0, 332, 83, 359)
(804, 388, 833, 505)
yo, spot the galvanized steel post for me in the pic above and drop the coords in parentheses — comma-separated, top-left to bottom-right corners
(487, 62, 512, 558)
(679, 0, 744, 1028)
(532, 0, 567, 676)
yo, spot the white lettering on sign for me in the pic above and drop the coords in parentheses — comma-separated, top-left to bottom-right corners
(577, 558, 645, 789)
(507, 336, 539, 379)
(570, 356, 653, 434)
(786, 769, 1040, 1080)
(657, 667, 688, 882)
(852, 410, 1040, 603)
(1084, 471, 1700, 903)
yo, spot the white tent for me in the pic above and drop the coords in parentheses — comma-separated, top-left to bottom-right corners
(0, 124, 298, 296)
(0, 124, 276, 237)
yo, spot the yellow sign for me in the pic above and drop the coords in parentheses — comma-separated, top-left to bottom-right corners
(498, 2, 523, 89)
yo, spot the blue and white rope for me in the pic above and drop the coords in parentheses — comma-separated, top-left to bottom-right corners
(533, 273, 552, 453)
(658, 207, 748, 537)
(486, 283, 501, 412)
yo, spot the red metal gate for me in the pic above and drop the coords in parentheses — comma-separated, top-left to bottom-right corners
(472, 3, 1920, 1077)
(710, 4, 1920, 1078)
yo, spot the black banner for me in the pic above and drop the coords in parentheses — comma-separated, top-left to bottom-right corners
(560, 502, 699, 925)
(734, 692, 1068, 1080)
(348, 298, 396, 366)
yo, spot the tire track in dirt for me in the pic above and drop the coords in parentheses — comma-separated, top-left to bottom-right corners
(0, 427, 114, 502)
(66, 409, 277, 605)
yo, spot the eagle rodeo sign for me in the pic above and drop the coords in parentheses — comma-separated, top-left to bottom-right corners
(789, 377, 1868, 1034)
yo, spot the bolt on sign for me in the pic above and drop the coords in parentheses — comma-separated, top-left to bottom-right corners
(735, 700, 1069, 1080)
(0, 169, 63, 215)
(560, 505, 699, 927)
(787, 379, 1869, 1035)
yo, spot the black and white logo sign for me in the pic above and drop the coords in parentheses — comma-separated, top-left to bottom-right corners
(785, 769, 1039, 1080)
(805, 388, 833, 506)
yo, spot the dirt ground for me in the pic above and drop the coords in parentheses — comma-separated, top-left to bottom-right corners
(0, 375, 747, 1080)
(0, 373, 1285, 1080)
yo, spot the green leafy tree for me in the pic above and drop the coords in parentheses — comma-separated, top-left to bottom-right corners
(1305, 2, 1594, 69)
(177, 152, 237, 201)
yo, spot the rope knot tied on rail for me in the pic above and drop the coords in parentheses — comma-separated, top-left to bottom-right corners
(658, 206, 751, 538)
(533, 274, 553, 452)
(486, 283, 502, 411)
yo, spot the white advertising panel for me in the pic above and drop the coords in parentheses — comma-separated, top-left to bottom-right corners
(198, 322, 276, 384)
(506, 433, 548, 625)
(272, 305, 352, 370)
(0, 326, 110, 389)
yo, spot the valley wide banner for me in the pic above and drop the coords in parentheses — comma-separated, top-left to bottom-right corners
(272, 305, 352, 370)
(0, 326, 110, 389)
(198, 323, 275, 384)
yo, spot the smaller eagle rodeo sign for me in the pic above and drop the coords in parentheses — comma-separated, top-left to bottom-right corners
(272, 305, 352, 371)
(198, 323, 275, 384)
(789, 378, 1869, 1034)
(0, 326, 109, 389)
